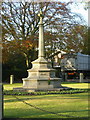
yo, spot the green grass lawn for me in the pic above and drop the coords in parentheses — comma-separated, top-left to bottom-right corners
(61, 82, 89, 89)
(3, 82, 89, 90)
(3, 83, 22, 90)
(4, 83, 89, 119)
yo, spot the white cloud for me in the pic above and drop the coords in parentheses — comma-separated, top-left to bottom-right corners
(64, 0, 90, 2)
(3, 0, 61, 2)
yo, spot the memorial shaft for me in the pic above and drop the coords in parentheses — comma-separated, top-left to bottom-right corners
(38, 14, 44, 58)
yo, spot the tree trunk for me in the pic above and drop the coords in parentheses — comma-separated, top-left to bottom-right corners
(26, 57, 29, 68)
(23, 53, 29, 68)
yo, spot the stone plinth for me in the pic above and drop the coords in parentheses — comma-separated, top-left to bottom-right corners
(22, 57, 61, 90)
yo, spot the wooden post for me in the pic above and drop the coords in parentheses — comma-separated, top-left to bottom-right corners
(80, 73, 84, 83)
(65, 73, 67, 81)
(10, 75, 14, 84)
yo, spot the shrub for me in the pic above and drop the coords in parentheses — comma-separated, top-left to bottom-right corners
(3, 88, 89, 96)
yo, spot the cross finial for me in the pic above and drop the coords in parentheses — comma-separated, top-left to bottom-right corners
(38, 10, 44, 24)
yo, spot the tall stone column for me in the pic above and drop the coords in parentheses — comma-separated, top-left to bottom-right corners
(38, 11, 44, 58)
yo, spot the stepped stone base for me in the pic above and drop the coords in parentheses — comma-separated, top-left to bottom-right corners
(13, 86, 70, 92)
(22, 57, 62, 90)
(22, 77, 61, 89)
(14, 57, 62, 91)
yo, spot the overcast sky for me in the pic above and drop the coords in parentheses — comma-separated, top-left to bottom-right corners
(70, 2, 88, 24)
(3, 0, 89, 25)
(56, 0, 88, 25)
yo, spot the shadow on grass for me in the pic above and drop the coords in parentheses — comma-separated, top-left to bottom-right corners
(4, 97, 32, 103)
(4, 94, 88, 103)
(2, 117, 90, 120)
(3, 107, 89, 119)
(61, 82, 80, 84)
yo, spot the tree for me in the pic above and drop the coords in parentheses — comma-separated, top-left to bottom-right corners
(62, 25, 88, 53)
(1, 2, 85, 68)
(2, 38, 38, 68)
(44, 25, 88, 57)
(82, 27, 90, 55)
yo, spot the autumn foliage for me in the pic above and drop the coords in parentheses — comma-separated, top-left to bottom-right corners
(1, 2, 88, 82)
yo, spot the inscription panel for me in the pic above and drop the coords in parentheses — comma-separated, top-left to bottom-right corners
(38, 81, 48, 89)
(28, 72, 37, 77)
(39, 72, 49, 77)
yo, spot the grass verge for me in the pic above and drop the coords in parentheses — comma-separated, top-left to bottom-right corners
(4, 93, 89, 119)
(3, 82, 89, 119)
